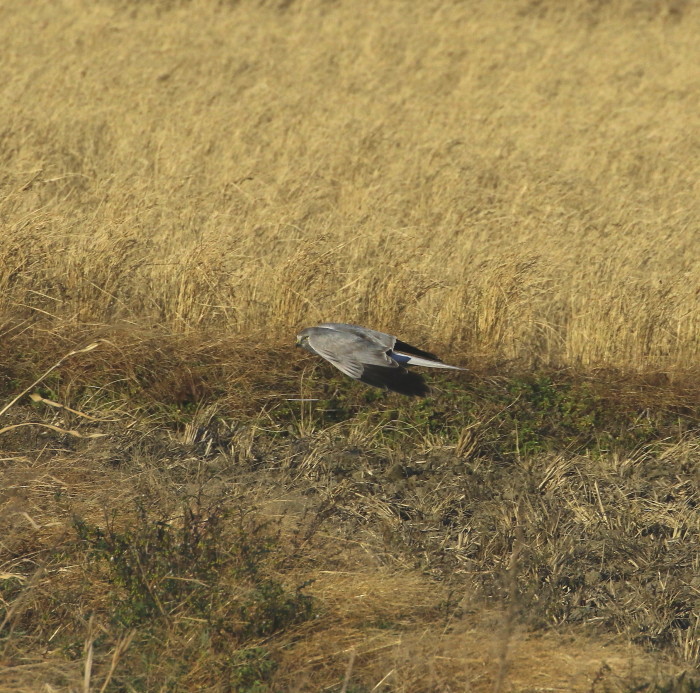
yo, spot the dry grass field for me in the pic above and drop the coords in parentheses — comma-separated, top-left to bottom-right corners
(1, 0, 700, 690)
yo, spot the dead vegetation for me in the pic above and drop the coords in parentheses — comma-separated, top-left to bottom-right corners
(2, 356, 699, 690)
(1, 0, 700, 690)
(2, 0, 699, 374)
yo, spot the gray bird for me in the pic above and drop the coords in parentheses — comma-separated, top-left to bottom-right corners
(295, 323, 464, 396)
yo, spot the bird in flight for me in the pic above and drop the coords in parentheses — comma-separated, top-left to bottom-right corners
(295, 323, 464, 396)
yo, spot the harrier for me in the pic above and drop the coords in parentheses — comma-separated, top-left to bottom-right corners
(295, 323, 464, 396)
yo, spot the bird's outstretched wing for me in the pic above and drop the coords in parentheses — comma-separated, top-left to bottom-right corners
(306, 327, 429, 396)
(297, 323, 462, 396)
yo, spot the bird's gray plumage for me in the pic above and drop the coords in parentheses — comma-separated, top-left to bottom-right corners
(295, 323, 464, 396)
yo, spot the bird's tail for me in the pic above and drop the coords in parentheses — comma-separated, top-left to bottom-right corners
(392, 352, 466, 370)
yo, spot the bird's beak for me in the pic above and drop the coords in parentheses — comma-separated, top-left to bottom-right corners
(295, 336, 301, 347)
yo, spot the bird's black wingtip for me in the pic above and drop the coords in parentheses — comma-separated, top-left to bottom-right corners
(393, 338, 442, 363)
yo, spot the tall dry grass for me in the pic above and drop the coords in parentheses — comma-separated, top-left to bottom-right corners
(1, 0, 698, 375)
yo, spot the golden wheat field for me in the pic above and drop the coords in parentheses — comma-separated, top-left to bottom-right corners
(2, 0, 700, 691)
